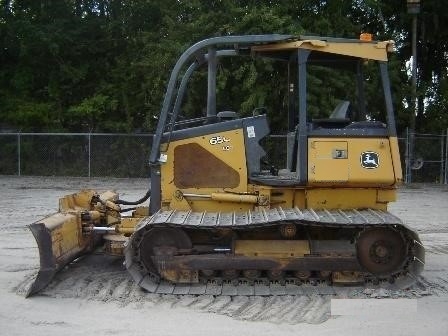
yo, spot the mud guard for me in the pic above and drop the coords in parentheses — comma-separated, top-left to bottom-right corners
(27, 212, 94, 297)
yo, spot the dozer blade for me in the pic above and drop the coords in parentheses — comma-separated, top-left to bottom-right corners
(27, 212, 94, 297)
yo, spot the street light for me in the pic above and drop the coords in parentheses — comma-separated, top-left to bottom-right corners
(406, 0, 420, 183)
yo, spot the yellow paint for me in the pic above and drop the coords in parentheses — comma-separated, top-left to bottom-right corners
(248, 184, 297, 209)
(252, 39, 393, 61)
(389, 136, 403, 183)
(160, 129, 248, 211)
(306, 188, 387, 210)
(235, 240, 310, 257)
(211, 192, 258, 203)
(293, 190, 306, 208)
(376, 189, 397, 203)
(309, 141, 349, 181)
(42, 190, 122, 261)
(119, 217, 141, 230)
(59, 190, 95, 211)
(158, 132, 399, 212)
(47, 213, 81, 259)
(169, 191, 193, 211)
(308, 138, 396, 186)
(133, 206, 149, 217)
(180, 199, 253, 212)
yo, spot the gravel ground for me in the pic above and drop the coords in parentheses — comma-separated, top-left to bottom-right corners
(0, 176, 447, 336)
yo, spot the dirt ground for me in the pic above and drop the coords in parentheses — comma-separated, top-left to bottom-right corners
(0, 176, 447, 336)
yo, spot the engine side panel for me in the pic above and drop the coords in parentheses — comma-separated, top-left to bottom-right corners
(308, 137, 397, 186)
(160, 128, 249, 210)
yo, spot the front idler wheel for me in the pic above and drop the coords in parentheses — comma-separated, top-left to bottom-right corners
(138, 227, 192, 275)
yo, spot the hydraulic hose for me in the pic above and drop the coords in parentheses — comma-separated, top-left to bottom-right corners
(115, 189, 151, 206)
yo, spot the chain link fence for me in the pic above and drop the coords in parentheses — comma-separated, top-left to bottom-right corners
(1, 131, 447, 183)
(0, 133, 151, 178)
(401, 129, 448, 184)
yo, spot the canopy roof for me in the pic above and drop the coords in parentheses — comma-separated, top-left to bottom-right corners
(251, 36, 395, 62)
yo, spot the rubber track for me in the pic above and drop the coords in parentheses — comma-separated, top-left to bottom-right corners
(125, 207, 425, 295)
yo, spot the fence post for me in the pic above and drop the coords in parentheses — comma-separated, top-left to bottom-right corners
(405, 127, 410, 183)
(441, 131, 445, 184)
(445, 129, 448, 184)
(88, 133, 91, 179)
(17, 132, 21, 176)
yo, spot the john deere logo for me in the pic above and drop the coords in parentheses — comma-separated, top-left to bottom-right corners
(361, 151, 379, 169)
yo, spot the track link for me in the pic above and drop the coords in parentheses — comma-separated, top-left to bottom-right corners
(125, 207, 425, 296)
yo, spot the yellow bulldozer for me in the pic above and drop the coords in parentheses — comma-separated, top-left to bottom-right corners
(27, 34, 425, 297)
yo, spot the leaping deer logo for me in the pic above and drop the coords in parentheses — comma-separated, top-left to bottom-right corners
(361, 152, 379, 169)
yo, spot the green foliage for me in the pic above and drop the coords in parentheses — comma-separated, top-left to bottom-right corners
(66, 94, 119, 131)
(0, 0, 446, 134)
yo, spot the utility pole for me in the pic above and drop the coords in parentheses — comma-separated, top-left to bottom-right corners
(406, 0, 421, 183)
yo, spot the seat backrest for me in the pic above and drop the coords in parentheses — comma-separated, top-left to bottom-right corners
(329, 100, 350, 119)
(286, 131, 297, 172)
(242, 115, 270, 176)
(217, 111, 238, 121)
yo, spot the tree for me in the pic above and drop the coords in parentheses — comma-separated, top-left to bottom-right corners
(0, 0, 446, 134)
